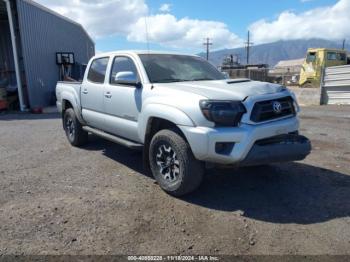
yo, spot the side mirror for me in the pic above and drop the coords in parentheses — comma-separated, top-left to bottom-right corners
(114, 71, 141, 87)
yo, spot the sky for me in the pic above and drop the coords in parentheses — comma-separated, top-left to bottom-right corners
(35, 0, 348, 54)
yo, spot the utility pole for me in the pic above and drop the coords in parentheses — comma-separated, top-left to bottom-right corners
(203, 38, 213, 60)
(245, 31, 253, 65)
(342, 39, 346, 50)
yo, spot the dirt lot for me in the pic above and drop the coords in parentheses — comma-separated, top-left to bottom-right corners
(0, 105, 349, 255)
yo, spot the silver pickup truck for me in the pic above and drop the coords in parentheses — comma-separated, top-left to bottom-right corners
(56, 51, 311, 196)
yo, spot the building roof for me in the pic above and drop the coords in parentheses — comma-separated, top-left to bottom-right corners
(274, 58, 304, 68)
(23, 0, 94, 44)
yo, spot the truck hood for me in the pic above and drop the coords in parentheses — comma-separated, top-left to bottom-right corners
(156, 79, 285, 100)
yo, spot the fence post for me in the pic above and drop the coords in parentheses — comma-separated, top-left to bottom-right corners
(320, 66, 325, 105)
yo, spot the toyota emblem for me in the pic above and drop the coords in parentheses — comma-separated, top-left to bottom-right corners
(272, 101, 282, 114)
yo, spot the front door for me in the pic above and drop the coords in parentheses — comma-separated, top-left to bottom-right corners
(103, 56, 142, 142)
(81, 57, 109, 129)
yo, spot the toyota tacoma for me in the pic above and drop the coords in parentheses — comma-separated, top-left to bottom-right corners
(56, 51, 311, 196)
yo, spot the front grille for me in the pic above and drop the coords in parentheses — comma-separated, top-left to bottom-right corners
(250, 96, 295, 122)
(255, 133, 305, 146)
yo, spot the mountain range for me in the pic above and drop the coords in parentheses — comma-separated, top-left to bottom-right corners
(199, 39, 349, 67)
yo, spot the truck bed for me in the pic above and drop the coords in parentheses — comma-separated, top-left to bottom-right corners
(55, 81, 82, 113)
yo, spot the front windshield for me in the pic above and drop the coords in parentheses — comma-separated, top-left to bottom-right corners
(139, 54, 225, 83)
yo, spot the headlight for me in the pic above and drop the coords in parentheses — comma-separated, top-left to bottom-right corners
(199, 100, 246, 126)
(289, 90, 300, 113)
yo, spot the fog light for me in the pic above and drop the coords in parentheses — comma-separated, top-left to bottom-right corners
(215, 142, 235, 155)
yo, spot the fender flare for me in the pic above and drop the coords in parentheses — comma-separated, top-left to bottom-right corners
(138, 103, 195, 143)
(60, 91, 86, 124)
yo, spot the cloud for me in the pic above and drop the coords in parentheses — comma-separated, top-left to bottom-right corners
(35, 0, 148, 38)
(300, 0, 314, 3)
(249, 0, 350, 44)
(159, 3, 171, 13)
(127, 14, 243, 49)
(36, 0, 350, 51)
(35, 0, 243, 50)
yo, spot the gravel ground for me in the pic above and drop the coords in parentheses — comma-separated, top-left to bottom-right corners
(0, 105, 349, 255)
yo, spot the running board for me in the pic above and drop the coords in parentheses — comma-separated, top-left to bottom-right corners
(83, 126, 143, 150)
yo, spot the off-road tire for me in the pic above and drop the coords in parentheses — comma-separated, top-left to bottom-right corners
(149, 129, 204, 196)
(63, 108, 88, 146)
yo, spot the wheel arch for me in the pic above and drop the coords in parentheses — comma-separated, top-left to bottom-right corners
(138, 104, 195, 143)
(60, 92, 85, 124)
(141, 115, 192, 174)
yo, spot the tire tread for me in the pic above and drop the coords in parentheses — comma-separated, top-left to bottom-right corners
(149, 129, 204, 196)
(63, 108, 88, 147)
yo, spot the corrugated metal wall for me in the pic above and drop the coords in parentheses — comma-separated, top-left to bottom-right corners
(15, 0, 95, 107)
(322, 65, 350, 105)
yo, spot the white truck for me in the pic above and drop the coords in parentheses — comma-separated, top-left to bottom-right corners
(56, 51, 311, 196)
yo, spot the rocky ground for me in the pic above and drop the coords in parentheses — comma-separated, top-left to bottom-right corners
(0, 105, 349, 255)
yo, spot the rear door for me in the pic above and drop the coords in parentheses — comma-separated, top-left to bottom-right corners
(81, 57, 109, 129)
(103, 56, 142, 142)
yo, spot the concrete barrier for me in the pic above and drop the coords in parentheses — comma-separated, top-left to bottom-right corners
(287, 86, 321, 106)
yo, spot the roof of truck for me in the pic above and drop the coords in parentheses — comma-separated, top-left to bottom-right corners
(94, 50, 199, 58)
(307, 48, 347, 53)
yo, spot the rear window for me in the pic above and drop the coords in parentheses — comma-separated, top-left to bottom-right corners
(87, 57, 109, 83)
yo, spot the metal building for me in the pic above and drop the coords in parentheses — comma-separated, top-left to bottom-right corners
(0, 0, 94, 110)
(270, 58, 304, 75)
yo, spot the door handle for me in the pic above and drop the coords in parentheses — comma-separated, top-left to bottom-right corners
(82, 89, 88, 94)
(105, 92, 112, 98)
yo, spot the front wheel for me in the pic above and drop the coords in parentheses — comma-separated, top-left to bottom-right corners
(149, 129, 204, 196)
(63, 108, 88, 146)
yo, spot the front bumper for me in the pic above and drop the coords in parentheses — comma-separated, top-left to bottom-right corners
(239, 134, 311, 166)
(179, 117, 311, 165)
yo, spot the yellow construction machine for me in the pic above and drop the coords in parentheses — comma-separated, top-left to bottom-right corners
(299, 48, 349, 88)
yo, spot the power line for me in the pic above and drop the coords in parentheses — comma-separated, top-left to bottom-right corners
(203, 38, 213, 60)
(245, 31, 253, 64)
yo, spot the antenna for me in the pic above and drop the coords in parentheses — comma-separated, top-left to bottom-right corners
(143, 15, 153, 88)
(144, 16, 150, 53)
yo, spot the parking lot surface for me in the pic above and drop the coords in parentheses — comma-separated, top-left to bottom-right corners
(0, 105, 349, 255)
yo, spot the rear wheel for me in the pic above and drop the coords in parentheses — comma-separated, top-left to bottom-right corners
(63, 108, 88, 146)
(149, 129, 204, 196)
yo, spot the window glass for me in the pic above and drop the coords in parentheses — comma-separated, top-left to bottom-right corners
(139, 54, 225, 83)
(327, 52, 337, 60)
(306, 52, 316, 63)
(110, 56, 138, 84)
(338, 53, 346, 61)
(87, 57, 109, 83)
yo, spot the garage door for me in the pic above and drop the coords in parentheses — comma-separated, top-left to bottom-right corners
(323, 65, 350, 105)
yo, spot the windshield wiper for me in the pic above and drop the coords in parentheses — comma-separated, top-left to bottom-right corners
(152, 79, 189, 83)
(152, 78, 216, 83)
(191, 78, 215, 81)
